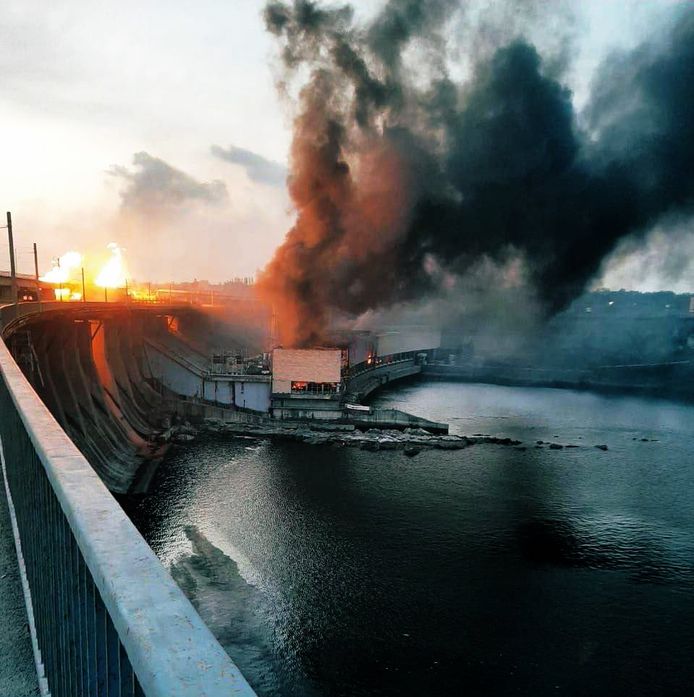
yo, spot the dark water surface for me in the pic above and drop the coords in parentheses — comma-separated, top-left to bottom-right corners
(123, 383, 694, 696)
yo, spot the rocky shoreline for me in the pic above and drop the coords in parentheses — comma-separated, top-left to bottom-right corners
(198, 419, 522, 454)
(162, 419, 623, 456)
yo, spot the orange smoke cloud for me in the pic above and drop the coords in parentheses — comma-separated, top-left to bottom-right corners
(257, 84, 419, 347)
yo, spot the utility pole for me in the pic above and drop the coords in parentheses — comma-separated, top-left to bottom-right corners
(81, 267, 86, 302)
(58, 255, 63, 301)
(33, 243, 42, 312)
(6, 212, 17, 308)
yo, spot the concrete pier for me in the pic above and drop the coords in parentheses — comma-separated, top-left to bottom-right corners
(0, 481, 38, 697)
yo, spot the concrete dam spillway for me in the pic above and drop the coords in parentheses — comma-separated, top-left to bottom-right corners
(0, 301, 262, 493)
(3, 304, 196, 493)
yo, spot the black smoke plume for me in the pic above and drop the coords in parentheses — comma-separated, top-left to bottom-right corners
(258, 1, 694, 346)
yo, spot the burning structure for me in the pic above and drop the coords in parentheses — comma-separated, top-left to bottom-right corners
(271, 347, 343, 395)
(345, 327, 442, 367)
(138, 316, 442, 424)
(270, 347, 345, 419)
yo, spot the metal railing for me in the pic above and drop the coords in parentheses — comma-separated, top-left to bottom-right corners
(0, 336, 257, 697)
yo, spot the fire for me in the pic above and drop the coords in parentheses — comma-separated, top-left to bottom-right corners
(95, 243, 127, 289)
(54, 288, 82, 301)
(39, 251, 83, 284)
(39, 243, 129, 302)
(128, 289, 157, 302)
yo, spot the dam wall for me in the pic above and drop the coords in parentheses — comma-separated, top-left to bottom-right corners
(143, 332, 271, 411)
(1, 303, 443, 495)
(1, 303, 274, 492)
(3, 309, 175, 493)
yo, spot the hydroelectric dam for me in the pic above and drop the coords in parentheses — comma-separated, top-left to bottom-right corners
(0, 299, 442, 696)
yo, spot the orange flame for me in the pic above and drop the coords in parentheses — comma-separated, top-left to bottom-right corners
(95, 243, 127, 289)
(53, 288, 82, 301)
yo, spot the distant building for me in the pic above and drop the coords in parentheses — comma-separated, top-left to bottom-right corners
(270, 348, 344, 420)
(271, 348, 342, 395)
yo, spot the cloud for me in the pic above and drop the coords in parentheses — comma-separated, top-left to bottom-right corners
(108, 151, 228, 215)
(101, 149, 290, 284)
(211, 144, 286, 186)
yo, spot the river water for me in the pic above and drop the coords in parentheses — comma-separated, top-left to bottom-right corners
(123, 382, 694, 696)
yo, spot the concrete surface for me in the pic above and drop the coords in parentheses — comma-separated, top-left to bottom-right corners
(0, 484, 38, 697)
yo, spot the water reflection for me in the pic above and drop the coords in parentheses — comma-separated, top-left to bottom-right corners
(124, 383, 694, 697)
(170, 526, 285, 695)
(516, 515, 694, 584)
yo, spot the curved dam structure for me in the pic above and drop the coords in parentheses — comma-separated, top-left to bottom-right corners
(1, 302, 214, 493)
(1, 302, 445, 492)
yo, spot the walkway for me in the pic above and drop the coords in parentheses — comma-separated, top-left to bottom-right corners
(0, 477, 38, 696)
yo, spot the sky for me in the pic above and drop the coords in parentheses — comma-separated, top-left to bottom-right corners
(1, 0, 691, 291)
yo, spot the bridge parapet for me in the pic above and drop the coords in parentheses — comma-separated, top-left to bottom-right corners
(0, 336, 256, 695)
(0, 300, 196, 339)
